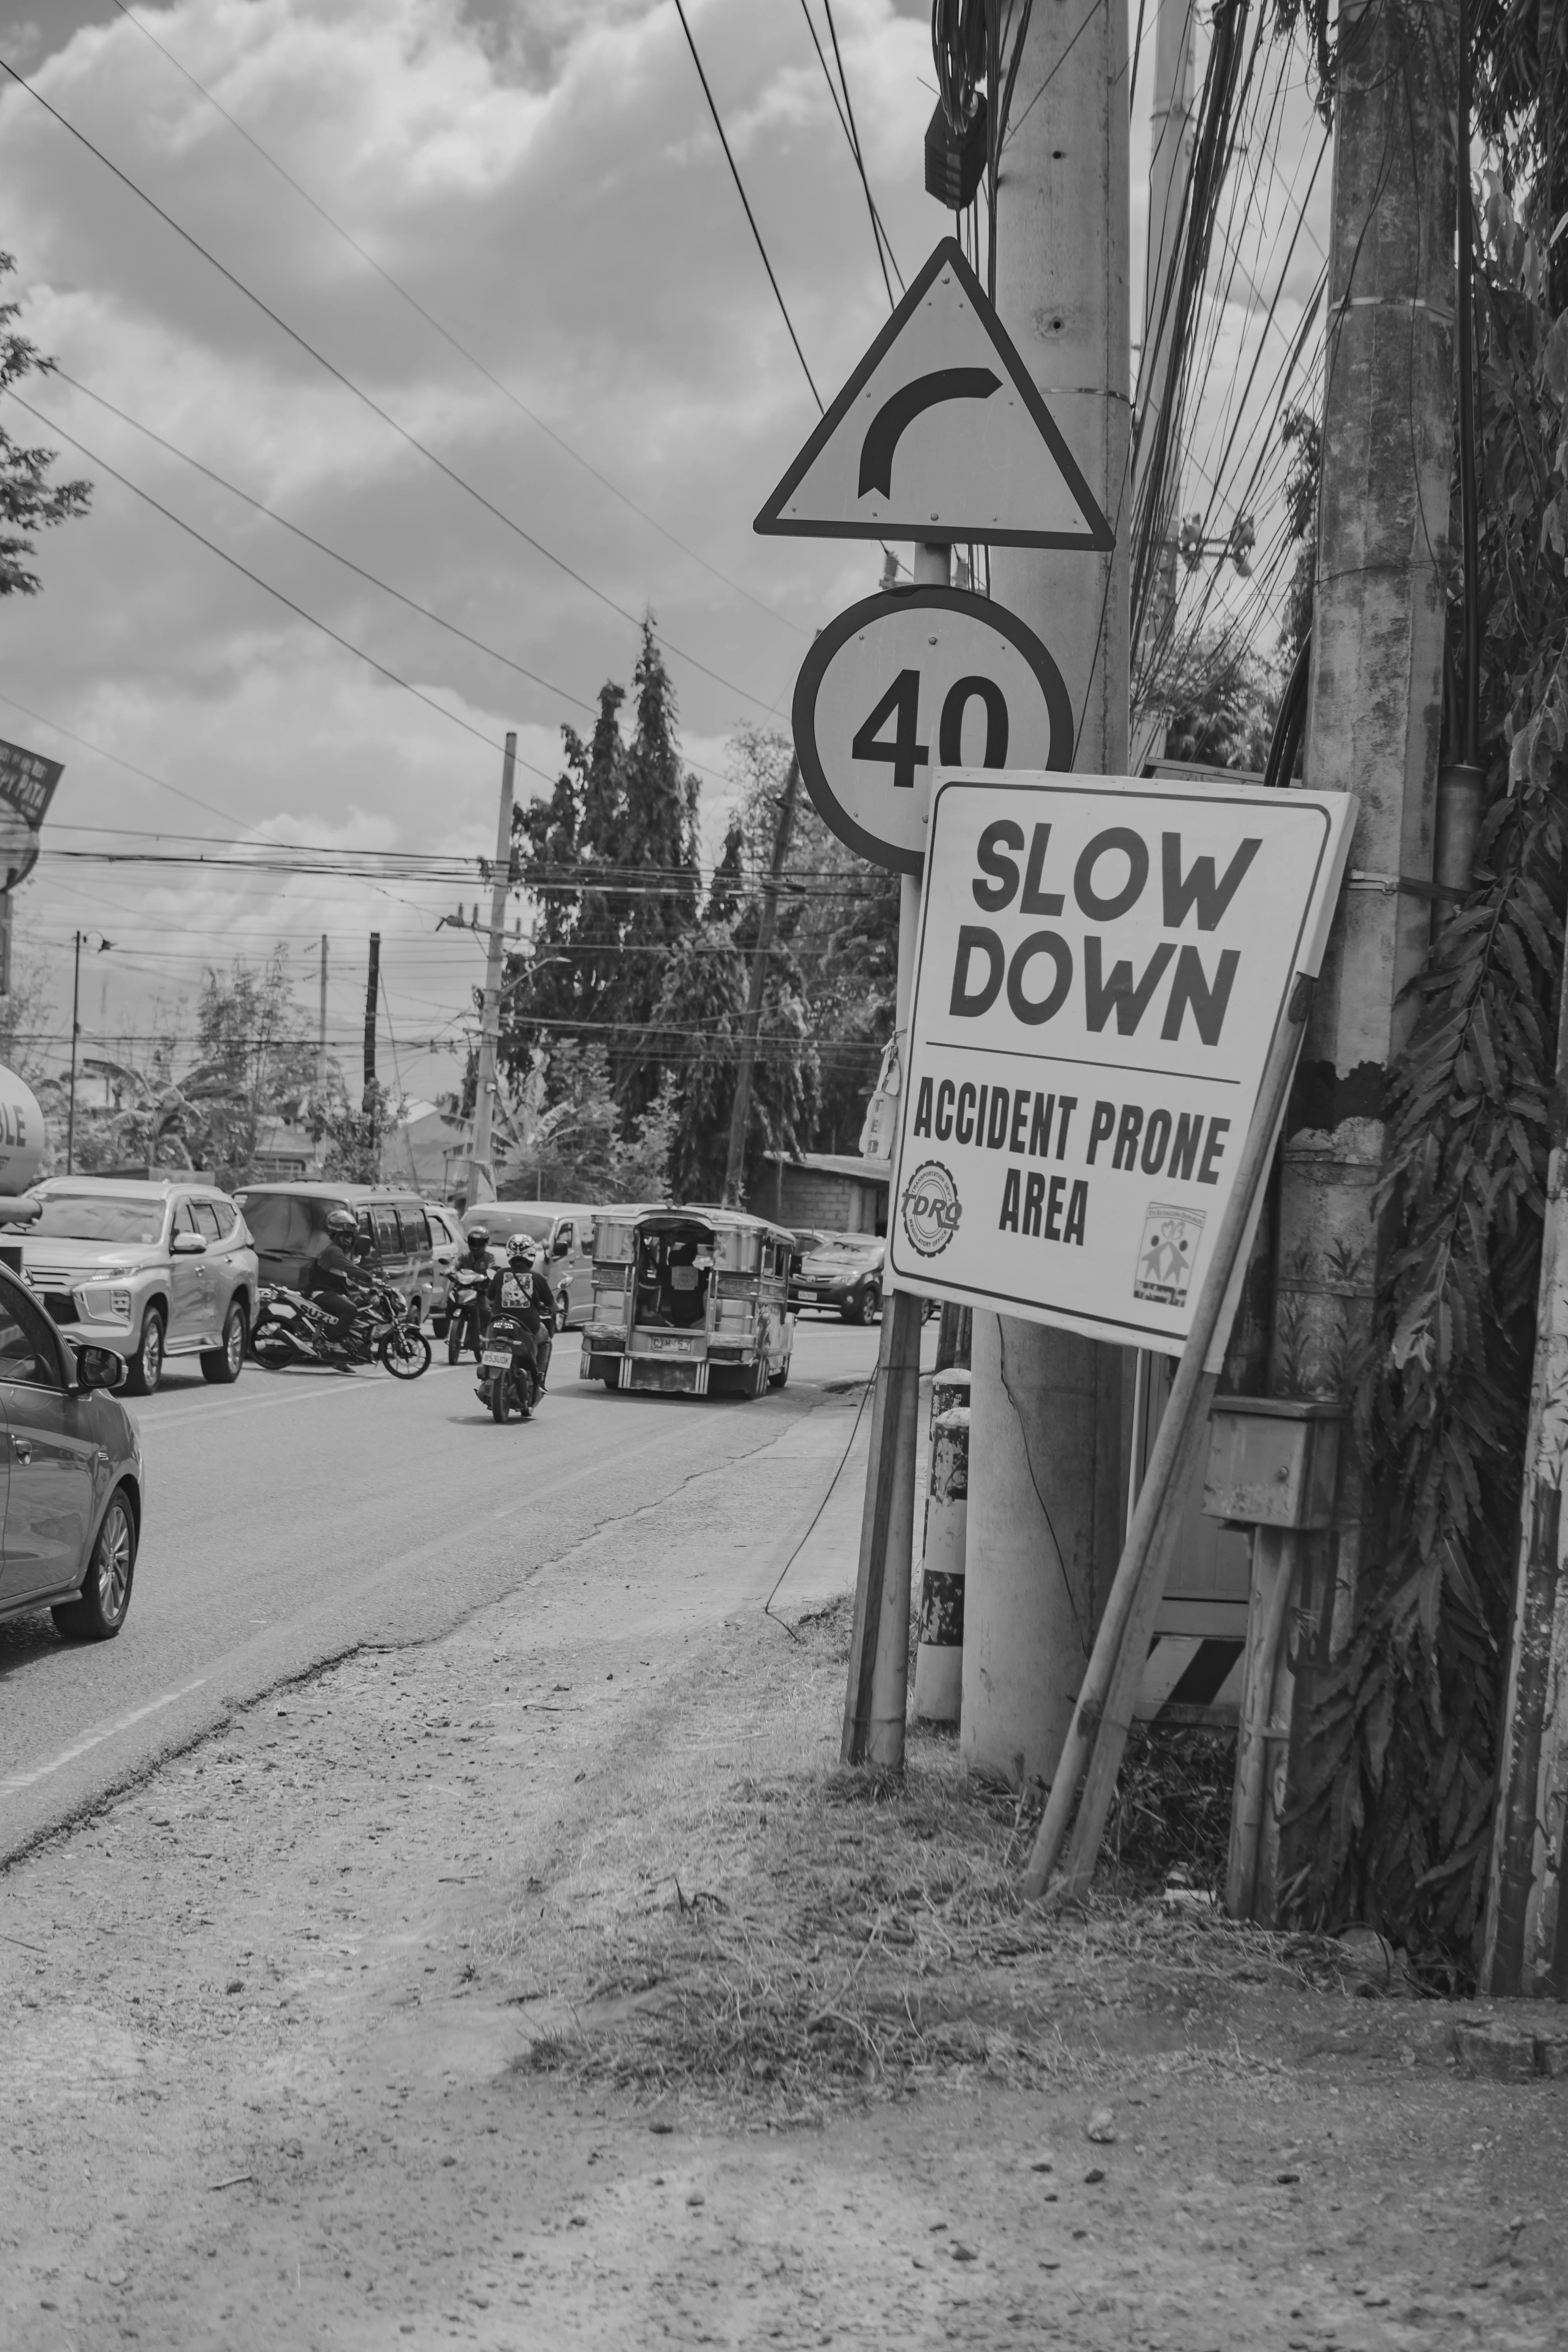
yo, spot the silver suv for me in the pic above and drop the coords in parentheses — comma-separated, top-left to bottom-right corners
(18, 1177, 259, 1396)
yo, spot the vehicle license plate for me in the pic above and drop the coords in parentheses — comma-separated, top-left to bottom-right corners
(649, 1336, 689, 1352)
(481, 1348, 512, 1369)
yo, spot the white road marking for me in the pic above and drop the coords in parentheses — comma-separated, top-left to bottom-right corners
(0, 1676, 208, 1793)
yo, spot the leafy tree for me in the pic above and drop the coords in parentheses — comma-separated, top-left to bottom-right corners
(497, 1040, 677, 1203)
(193, 950, 320, 1185)
(0, 256, 90, 596)
(1158, 632, 1279, 772)
(0, 946, 55, 1089)
(1279, 402, 1320, 666)
(724, 726, 895, 1160)
(505, 623, 701, 1116)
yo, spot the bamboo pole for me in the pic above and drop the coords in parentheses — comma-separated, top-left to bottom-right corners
(1481, 927, 1568, 1994)
(1020, 971, 1316, 1903)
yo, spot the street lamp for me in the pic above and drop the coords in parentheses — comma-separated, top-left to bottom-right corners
(66, 931, 113, 1176)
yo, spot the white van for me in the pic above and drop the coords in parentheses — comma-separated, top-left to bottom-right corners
(460, 1202, 598, 1331)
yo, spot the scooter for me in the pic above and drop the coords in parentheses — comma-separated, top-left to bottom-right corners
(445, 1263, 490, 1364)
(251, 1282, 432, 1378)
(477, 1308, 547, 1422)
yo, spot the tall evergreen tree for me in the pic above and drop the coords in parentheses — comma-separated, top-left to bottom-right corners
(503, 624, 700, 1114)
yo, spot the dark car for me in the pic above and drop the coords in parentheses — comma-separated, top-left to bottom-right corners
(0, 1258, 142, 1641)
(789, 1229, 885, 1324)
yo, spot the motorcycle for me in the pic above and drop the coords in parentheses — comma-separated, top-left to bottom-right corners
(477, 1307, 545, 1422)
(251, 1281, 432, 1379)
(445, 1263, 491, 1365)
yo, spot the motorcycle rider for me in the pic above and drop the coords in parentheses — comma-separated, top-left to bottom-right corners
(451, 1222, 493, 1354)
(301, 1207, 374, 1347)
(483, 1233, 556, 1396)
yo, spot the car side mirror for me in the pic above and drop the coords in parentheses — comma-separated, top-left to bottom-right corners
(73, 1344, 127, 1393)
(171, 1231, 207, 1256)
(554, 1234, 570, 1257)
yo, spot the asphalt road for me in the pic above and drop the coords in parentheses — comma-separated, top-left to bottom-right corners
(0, 1315, 886, 1865)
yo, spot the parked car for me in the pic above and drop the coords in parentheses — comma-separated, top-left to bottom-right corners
(460, 1202, 598, 1332)
(232, 1183, 440, 1327)
(18, 1176, 259, 1396)
(790, 1229, 885, 1325)
(0, 1253, 142, 1639)
(424, 1202, 465, 1334)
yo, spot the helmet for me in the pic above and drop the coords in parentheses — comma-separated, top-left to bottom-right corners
(466, 1224, 490, 1248)
(506, 1233, 536, 1267)
(325, 1207, 358, 1242)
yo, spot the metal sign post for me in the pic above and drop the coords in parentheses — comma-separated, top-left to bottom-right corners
(754, 236, 1116, 1774)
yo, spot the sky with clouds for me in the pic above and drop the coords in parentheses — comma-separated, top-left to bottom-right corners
(0, 0, 1325, 1125)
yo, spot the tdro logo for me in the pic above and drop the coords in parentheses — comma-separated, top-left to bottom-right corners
(901, 1161, 962, 1258)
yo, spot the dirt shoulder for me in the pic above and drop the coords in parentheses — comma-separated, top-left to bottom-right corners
(2, 1389, 1566, 2351)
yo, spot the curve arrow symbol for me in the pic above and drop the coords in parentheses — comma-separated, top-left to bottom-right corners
(857, 368, 1002, 499)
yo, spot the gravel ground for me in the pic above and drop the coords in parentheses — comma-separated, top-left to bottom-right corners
(2, 1386, 1566, 2351)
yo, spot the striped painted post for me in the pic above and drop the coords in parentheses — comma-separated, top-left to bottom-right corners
(914, 1390, 970, 1725)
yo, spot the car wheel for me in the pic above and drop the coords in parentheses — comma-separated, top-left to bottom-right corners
(124, 1307, 165, 1397)
(554, 1286, 570, 1334)
(200, 1300, 247, 1385)
(864, 1281, 883, 1324)
(53, 1488, 137, 1643)
(768, 1356, 790, 1390)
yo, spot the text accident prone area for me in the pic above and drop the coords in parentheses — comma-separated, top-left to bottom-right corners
(891, 776, 1346, 1347)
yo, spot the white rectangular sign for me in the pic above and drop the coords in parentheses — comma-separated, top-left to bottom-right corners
(887, 772, 1357, 1352)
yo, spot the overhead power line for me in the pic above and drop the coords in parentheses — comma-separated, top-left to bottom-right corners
(671, 0, 822, 411)
(797, 0, 903, 306)
(5, 390, 542, 770)
(47, 368, 735, 795)
(0, 51, 782, 719)
(0, 683, 247, 831)
(103, 0, 803, 642)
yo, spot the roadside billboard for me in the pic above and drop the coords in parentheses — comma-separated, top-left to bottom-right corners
(887, 772, 1356, 1351)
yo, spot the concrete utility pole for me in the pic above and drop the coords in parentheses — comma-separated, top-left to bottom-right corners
(466, 730, 517, 1209)
(959, 0, 1132, 1789)
(722, 751, 801, 1208)
(1248, 0, 1455, 1919)
(1131, 0, 1196, 769)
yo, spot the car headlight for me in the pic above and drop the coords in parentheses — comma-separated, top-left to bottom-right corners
(79, 1284, 134, 1322)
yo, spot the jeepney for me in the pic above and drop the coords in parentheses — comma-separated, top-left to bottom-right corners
(582, 1205, 795, 1397)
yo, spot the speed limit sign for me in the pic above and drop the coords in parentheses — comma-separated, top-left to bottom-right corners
(792, 587, 1073, 876)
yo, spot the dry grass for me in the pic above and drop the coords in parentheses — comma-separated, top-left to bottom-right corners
(510, 1599, 1347, 2122)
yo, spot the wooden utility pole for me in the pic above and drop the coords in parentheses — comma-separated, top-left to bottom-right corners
(961, 0, 1132, 1792)
(362, 933, 380, 1110)
(722, 752, 800, 1207)
(466, 731, 517, 1209)
(317, 935, 328, 1098)
(1247, 0, 1456, 1919)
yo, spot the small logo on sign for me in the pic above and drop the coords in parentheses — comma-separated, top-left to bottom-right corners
(1133, 1202, 1204, 1307)
(902, 1160, 962, 1257)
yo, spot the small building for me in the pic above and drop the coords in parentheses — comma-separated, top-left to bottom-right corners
(386, 1101, 472, 1198)
(762, 1151, 889, 1236)
(251, 1120, 317, 1181)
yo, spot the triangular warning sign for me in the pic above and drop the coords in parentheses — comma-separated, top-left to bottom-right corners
(755, 238, 1114, 551)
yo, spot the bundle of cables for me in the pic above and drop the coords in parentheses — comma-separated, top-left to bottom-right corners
(926, 0, 991, 207)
